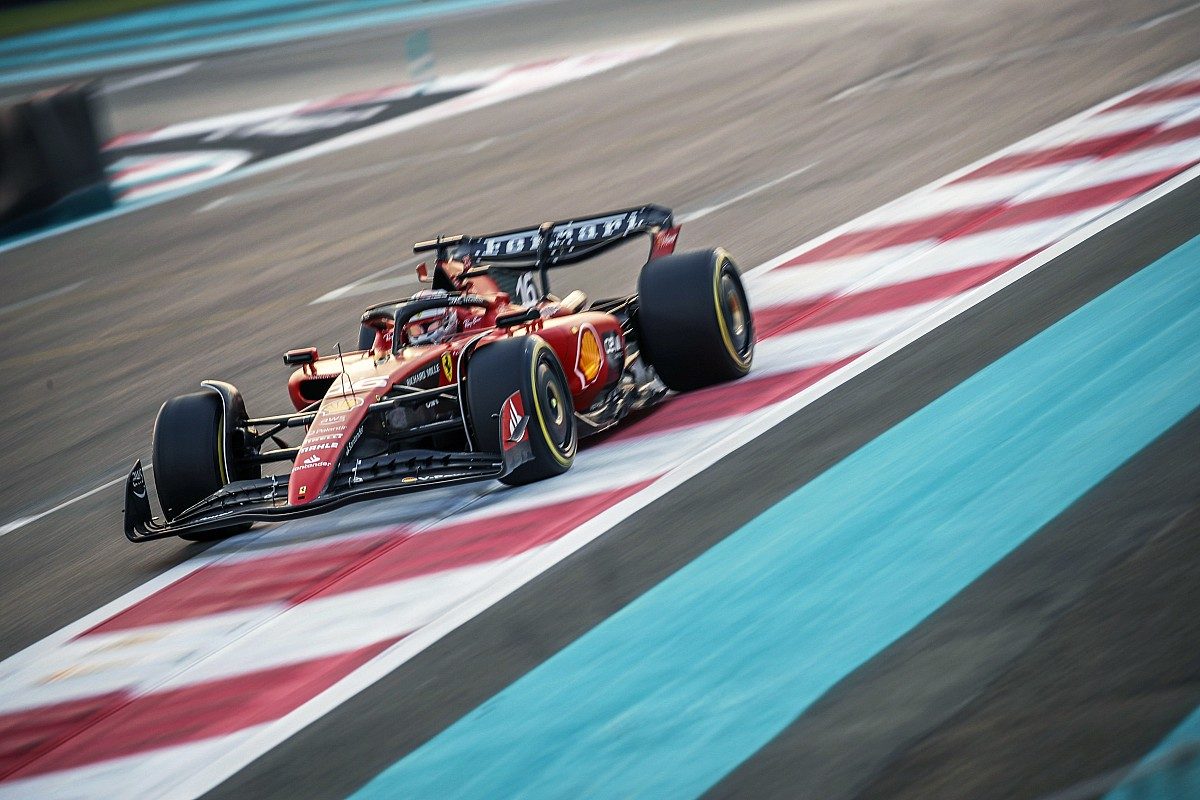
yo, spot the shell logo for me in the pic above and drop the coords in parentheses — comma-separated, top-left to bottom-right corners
(576, 325, 602, 386)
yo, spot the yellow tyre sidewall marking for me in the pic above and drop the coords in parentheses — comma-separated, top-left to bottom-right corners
(711, 249, 751, 369)
(528, 339, 575, 467)
(214, 404, 230, 485)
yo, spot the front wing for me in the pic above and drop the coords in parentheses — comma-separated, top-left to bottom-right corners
(124, 448, 514, 542)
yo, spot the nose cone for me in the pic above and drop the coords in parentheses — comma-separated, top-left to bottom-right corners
(286, 350, 449, 506)
(288, 396, 368, 506)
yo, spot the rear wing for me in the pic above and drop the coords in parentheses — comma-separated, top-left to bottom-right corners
(414, 204, 679, 295)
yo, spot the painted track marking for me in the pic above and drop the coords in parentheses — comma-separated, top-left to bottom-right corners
(100, 62, 201, 95)
(676, 162, 818, 224)
(829, 7, 1200, 102)
(0, 280, 86, 319)
(310, 257, 424, 305)
(0, 465, 148, 539)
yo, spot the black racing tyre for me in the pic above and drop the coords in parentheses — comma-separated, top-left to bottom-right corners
(466, 336, 577, 486)
(152, 391, 251, 541)
(636, 248, 754, 391)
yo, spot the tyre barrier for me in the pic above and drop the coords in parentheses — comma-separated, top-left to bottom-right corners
(0, 82, 113, 240)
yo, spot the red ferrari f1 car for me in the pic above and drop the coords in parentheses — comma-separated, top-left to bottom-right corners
(124, 205, 753, 541)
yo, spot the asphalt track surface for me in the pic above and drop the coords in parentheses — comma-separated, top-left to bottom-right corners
(1, 0, 1198, 795)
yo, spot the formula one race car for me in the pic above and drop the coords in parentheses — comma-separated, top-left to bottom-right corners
(124, 205, 753, 542)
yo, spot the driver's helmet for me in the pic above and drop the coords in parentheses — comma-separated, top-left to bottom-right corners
(404, 289, 460, 345)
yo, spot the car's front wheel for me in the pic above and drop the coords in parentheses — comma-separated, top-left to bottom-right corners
(466, 336, 577, 486)
(152, 390, 253, 541)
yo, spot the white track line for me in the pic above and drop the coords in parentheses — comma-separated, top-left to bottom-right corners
(829, 8, 1200, 102)
(101, 62, 201, 95)
(1134, 0, 1200, 30)
(313, 274, 423, 304)
(0, 463, 147, 538)
(676, 162, 818, 223)
(310, 257, 425, 305)
(0, 280, 87, 319)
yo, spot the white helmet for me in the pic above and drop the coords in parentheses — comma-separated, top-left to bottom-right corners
(404, 290, 460, 346)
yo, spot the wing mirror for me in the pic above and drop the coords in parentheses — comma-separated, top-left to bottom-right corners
(495, 308, 540, 328)
(284, 347, 318, 366)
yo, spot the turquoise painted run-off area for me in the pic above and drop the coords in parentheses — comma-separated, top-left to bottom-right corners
(0, 0, 531, 88)
(1105, 704, 1200, 797)
(353, 235, 1200, 799)
(0, 0, 346, 53)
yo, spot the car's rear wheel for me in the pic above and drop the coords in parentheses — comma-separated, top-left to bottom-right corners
(636, 248, 754, 391)
(152, 391, 252, 541)
(466, 336, 577, 486)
